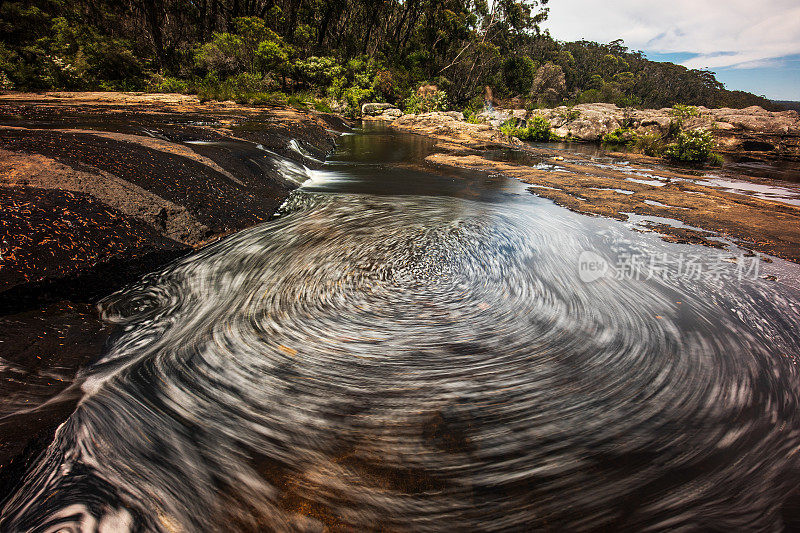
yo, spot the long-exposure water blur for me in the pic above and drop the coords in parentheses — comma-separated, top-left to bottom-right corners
(3, 124, 800, 531)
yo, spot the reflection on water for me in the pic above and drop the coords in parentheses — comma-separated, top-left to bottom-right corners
(3, 127, 800, 531)
(529, 140, 800, 184)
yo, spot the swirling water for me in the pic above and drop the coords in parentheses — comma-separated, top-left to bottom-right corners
(3, 126, 800, 531)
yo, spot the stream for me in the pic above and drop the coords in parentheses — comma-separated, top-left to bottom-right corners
(3, 124, 800, 531)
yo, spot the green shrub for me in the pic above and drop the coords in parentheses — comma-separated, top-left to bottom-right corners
(197, 72, 275, 102)
(462, 94, 485, 121)
(403, 90, 448, 114)
(146, 74, 190, 94)
(670, 104, 700, 119)
(664, 129, 719, 164)
(323, 56, 389, 116)
(500, 116, 556, 142)
(633, 132, 666, 157)
(342, 85, 375, 115)
(286, 92, 333, 112)
(668, 104, 700, 136)
(0, 71, 14, 91)
(602, 127, 636, 145)
(255, 38, 289, 74)
(707, 152, 724, 167)
(195, 32, 245, 76)
(558, 106, 580, 123)
(195, 17, 291, 77)
(294, 56, 344, 87)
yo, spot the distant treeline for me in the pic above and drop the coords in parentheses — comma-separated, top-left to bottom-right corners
(775, 101, 800, 113)
(0, 0, 786, 113)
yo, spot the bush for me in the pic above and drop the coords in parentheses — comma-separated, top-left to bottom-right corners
(146, 74, 190, 94)
(462, 94, 485, 121)
(670, 104, 700, 119)
(500, 116, 556, 142)
(195, 32, 245, 76)
(664, 129, 719, 164)
(286, 92, 333, 112)
(0, 71, 14, 91)
(403, 90, 448, 114)
(342, 85, 375, 115)
(707, 152, 724, 167)
(602, 127, 636, 145)
(557, 106, 580, 123)
(633, 132, 666, 157)
(197, 72, 275, 102)
(668, 104, 700, 135)
(195, 17, 291, 77)
(255, 38, 289, 74)
(294, 56, 344, 87)
(502, 55, 536, 96)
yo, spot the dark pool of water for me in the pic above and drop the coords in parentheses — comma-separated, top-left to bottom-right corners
(3, 124, 800, 531)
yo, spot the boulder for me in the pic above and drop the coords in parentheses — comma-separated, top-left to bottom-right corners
(527, 103, 800, 159)
(391, 112, 509, 145)
(535, 104, 624, 141)
(475, 108, 527, 128)
(382, 108, 403, 119)
(361, 102, 396, 116)
(361, 104, 403, 122)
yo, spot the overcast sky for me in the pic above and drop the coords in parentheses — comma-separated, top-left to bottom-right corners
(543, 0, 800, 100)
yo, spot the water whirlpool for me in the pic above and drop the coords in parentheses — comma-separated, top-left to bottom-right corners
(3, 129, 800, 532)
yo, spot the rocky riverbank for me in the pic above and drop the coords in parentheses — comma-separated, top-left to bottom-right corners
(0, 92, 348, 479)
(529, 103, 800, 161)
(387, 112, 800, 264)
(366, 101, 800, 162)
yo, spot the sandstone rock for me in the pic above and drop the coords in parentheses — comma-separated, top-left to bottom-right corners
(526, 103, 800, 158)
(361, 102, 395, 116)
(475, 108, 527, 128)
(362, 107, 403, 122)
(534, 104, 624, 141)
(391, 112, 509, 145)
(382, 108, 403, 119)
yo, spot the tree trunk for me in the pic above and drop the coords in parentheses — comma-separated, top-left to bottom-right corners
(141, 0, 165, 69)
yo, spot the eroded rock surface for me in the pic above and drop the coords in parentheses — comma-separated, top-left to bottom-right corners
(0, 93, 344, 303)
(529, 103, 800, 160)
(392, 112, 514, 146)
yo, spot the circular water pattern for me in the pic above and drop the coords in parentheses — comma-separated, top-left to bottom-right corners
(3, 134, 800, 531)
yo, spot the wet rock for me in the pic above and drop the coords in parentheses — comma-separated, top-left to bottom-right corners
(0, 94, 341, 308)
(426, 149, 800, 263)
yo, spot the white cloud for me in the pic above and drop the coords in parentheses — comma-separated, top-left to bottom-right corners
(543, 0, 800, 70)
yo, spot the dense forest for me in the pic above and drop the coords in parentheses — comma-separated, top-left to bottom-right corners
(0, 0, 784, 114)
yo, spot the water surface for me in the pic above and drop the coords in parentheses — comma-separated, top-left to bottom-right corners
(3, 125, 800, 531)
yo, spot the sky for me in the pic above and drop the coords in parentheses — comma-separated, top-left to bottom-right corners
(542, 0, 800, 101)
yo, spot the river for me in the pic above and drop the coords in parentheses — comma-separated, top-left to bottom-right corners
(3, 124, 800, 531)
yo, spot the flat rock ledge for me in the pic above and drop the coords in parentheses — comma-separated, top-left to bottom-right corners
(0, 92, 348, 308)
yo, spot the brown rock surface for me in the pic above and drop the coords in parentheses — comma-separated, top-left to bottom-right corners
(392, 112, 514, 146)
(527, 103, 800, 160)
(0, 92, 345, 304)
(427, 147, 800, 262)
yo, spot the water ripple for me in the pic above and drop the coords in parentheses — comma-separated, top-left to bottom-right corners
(3, 192, 800, 532)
